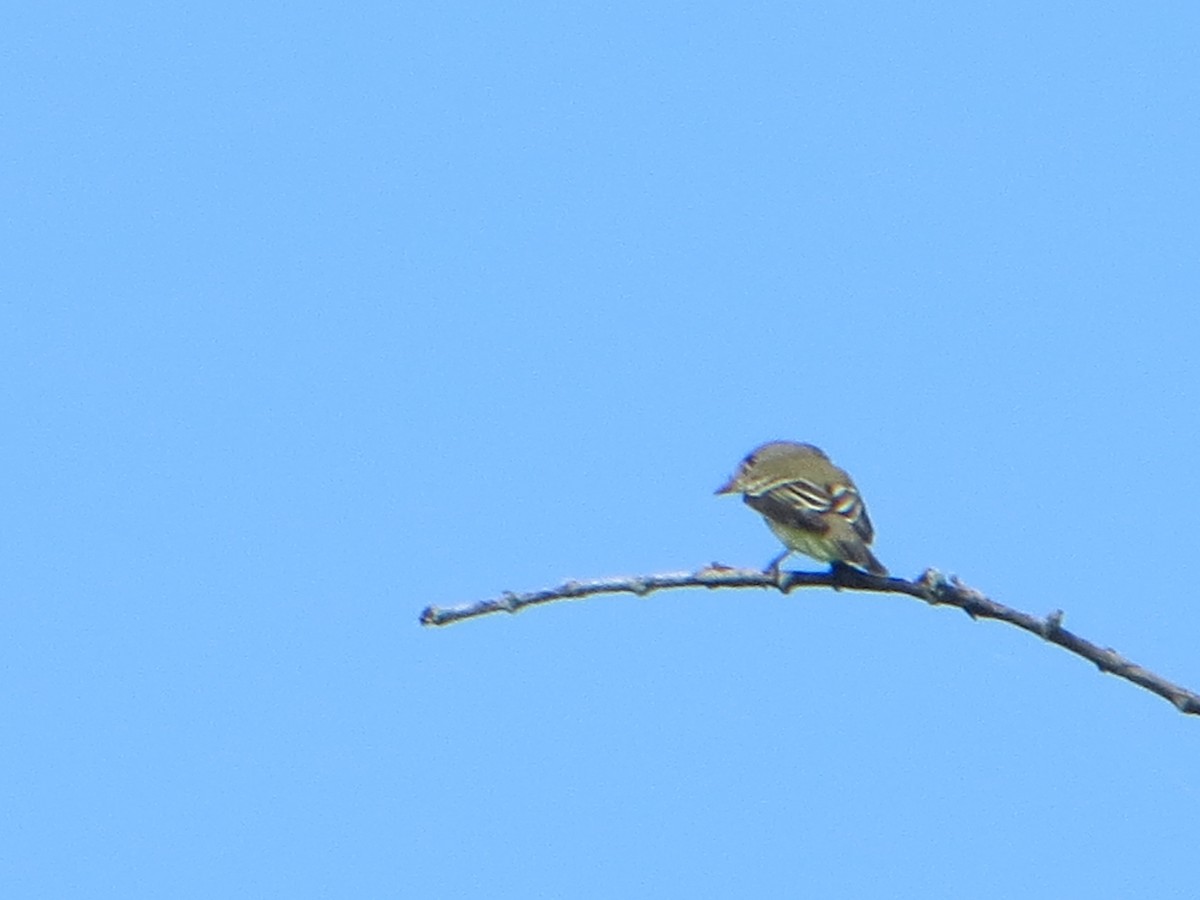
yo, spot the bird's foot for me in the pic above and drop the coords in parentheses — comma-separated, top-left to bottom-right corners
(829, 560, 858, 590)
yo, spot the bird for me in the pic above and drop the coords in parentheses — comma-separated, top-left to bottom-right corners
(715, 441, 887, 575)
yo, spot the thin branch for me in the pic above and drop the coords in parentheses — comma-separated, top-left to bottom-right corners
(419, 564, 1200, 717)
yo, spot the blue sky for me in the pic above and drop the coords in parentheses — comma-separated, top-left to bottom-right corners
(3, 2, 1199, 897)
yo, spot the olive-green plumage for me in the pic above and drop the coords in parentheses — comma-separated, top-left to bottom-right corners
(715, 441, 887, 575)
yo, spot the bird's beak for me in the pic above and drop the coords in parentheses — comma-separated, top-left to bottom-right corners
(714, 475, 739, 495)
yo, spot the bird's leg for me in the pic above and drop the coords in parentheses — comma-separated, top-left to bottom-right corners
(764, 549, 791, 575)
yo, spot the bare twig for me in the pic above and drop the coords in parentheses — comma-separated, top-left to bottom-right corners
(419, 564, 1200, 717)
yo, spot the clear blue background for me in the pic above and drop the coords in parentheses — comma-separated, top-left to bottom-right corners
(4, 3, 1199, 897)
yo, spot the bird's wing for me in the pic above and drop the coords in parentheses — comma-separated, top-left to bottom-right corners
(747, 477, 875, 543)
(828, 482, 874, 543)
(744, 479, 834, 534)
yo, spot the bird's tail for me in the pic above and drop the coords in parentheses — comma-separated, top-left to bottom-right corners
(861, 548, 888, 576)
(836, 539, 888, 576)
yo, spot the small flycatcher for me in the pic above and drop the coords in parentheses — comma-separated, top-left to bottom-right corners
(716, 441, 887, 575)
